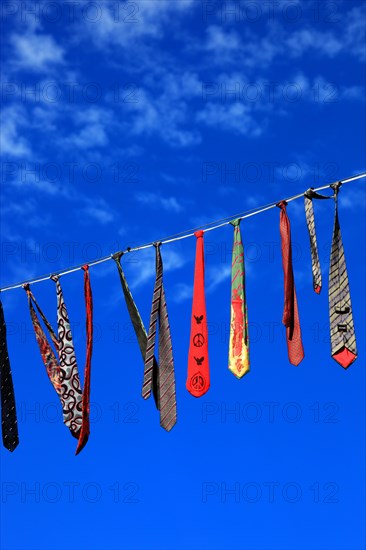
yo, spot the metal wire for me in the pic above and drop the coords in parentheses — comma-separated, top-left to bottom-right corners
(0, 172, 365, 292)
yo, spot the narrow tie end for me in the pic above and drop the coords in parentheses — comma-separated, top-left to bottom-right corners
(332, 348, 357, 368)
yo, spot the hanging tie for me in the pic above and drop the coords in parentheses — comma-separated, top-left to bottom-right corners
(228, 219, 249, 378)
(75, 265, 94, 454)
(186, 230, 210, 397)
(277, 201, 305, 366)
(142, 243, 177, 431)
(113, 252, 160, 410)
(23, 283, 63, 406)
(0, 299, 19, 452)
(50, 275, 83, 438)
(304, 188, 333, 294)
(23, 283, 83, 439)
(328, 183, 357, 368)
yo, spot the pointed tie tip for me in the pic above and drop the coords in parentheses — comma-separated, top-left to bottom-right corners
(332, 348, 357, 369)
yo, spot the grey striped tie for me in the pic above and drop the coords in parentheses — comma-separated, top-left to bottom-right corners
(142, 243, 177, 431)
(328, 182, 357, 368)
(113, 252, 160, 410)
(304, 188, 333, 294)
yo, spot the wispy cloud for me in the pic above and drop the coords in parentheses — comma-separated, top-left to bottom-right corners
(197, 102, 264, 137)
(82, 201, 115, 224)
(63, 107, 111, 150)
(135, 192, 184, 213)
(206, 264, 231, 294)
(10, 31, 65, 72)
(77, 0, 195, 50)
(0, 105, 32, 157)
(129, 248, 187, 289)
(171, 282, 193, 303)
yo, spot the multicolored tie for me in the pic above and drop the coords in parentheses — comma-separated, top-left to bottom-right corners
(228, 219, 249, 378)
(24, 284, 64, 416)
(142, 243, 177, 431)
(277, 201, 305, 366)
(113, 252, 160, 409)
(328, 183, 357, 368)
(304, 188, 333, 294)
(186, 230, 210, 397)
(75, 265, 94, 454)
(0, 299, 19, 452)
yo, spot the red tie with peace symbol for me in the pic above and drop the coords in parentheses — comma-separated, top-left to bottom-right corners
(186, 230, 210, 397)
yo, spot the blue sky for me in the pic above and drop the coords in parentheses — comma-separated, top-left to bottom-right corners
(0, 1, 365, 549)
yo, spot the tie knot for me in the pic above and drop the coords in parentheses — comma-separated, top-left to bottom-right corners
(230, 218, 241, 227)
(276, 200, 287, 210)
(194, 230, 204, 238)
(153, 241, 162, 249)
(330, 181, 342, 194)
(22, 283, 30, 292)
(81, 265, 89, 272)
(50, 274, 59, 282)
(112, 251, 123, 262)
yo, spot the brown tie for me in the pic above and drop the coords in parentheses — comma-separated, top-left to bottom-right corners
(142, 243, 177, 431)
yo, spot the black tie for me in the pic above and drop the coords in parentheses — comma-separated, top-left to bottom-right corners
(0, 299, 19, 452)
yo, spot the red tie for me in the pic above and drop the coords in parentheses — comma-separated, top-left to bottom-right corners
(277, 201, 305, 366)
(75, 265, 93, 455)
(186, 230, 210, 397)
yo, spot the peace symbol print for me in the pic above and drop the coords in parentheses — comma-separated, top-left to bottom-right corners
(193, 333, 205, 347)
(190, 373, 206, 392)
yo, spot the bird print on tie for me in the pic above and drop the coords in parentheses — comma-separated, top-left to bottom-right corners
(187, 231, 210, 397)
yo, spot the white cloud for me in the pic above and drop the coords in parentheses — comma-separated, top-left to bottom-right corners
(78, 0, 195, 50)
(337, 187, 366, 210)
(125, 87, 201, 147)
(62, 107, 111, 150)
(0, 105, 32, 157)
(135, 192, 184, 213)
(129, 247, 186, 289)
(171, 282, 192, 303)
(82, 204, 114, 224)
(206, 264, 231, 294)
(197, 102, 264, 137)
(10, 32, 65, 72)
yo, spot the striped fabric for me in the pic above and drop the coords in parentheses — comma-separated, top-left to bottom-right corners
(304, 188, 333, 294)
(328, 183, 357, 368)
(277, 201, 305, 366)
(142, 243, 177, 431)
(228, 219, 249, 378)
(0, 300, 19, 452)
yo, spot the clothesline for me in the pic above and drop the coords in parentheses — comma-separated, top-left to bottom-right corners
(1, 172, 365, 293)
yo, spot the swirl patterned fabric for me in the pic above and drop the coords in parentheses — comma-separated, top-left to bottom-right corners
(24, 283, 83, 439)
(51, 275, 83, 437)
